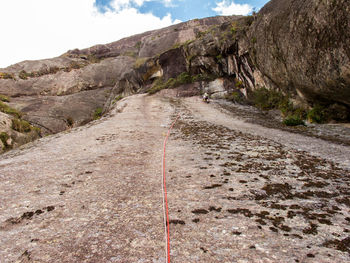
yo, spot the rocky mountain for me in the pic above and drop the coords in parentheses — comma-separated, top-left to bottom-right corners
(0, 0, 349, 152)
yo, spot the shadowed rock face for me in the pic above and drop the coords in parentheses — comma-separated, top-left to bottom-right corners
(249, 0, 350, 107)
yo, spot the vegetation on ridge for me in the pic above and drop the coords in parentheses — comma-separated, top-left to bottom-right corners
(0, 94, 41, 149)
(0, 132, 10, 149)
(93, 108, 103, 120)
(0, 94, 10, 102)
(0, 72, 15, 80)
(0, 101, 22, 119)
(249, 87, 344, 125)
(148, 72, 216, 95)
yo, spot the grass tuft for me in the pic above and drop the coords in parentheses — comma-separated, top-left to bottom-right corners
(12, 119, 32, 133)
(283, 115, 305, 126)
(93, 108, 103, 120)
(0, 132, 10, 149)
(0, 94, 10, 102)
(112, 95, 124, 104)
(0, 72, 15, 80)
(307, 104, 326, 123)
(0, 101, 22, 118)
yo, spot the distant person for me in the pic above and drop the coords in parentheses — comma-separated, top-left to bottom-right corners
(202, 92, 209, 103)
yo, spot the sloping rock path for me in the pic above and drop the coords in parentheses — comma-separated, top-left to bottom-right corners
(0, 94, 349, 262)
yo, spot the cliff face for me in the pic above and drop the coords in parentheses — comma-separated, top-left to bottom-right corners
(249, 0, 350, 107)
(0, 0, 349, 151)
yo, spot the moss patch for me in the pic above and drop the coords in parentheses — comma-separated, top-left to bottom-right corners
(225, 91, 244, 103)
(307, 104, 327, 123)
(0, 101, 22, 118)
(112, 95, 124, 104)
(251, 87, 287, 111)
(250, 87, 311, 125)
(0, 72, 15, 80)
(283, 115, 305, 126)
(0, 94, 10, 102)
(0, 132, 10, 149)
(12, 119, 32, 133)
(133, 57, 149, 69)
(93, 108, 103, 120)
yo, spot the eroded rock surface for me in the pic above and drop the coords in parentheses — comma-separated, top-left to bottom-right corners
(0, 94, 349, 262)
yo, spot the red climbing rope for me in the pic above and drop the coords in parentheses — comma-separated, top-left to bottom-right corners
(162, 114, 180, 263)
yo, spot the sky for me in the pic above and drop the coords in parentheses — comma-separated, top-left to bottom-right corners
(0, 0, 269, 68)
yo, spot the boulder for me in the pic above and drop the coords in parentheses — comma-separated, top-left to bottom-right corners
(248, 0, 350, 107)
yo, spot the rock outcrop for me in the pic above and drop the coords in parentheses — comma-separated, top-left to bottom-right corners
(248, 0, 350, 108)
(0, 16, 235, 136)
(0, 111, 40, 153)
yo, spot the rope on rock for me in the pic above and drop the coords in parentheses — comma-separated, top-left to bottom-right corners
(162, 113, 180, 263)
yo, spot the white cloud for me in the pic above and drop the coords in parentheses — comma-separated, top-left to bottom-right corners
(0, 0, 178, 68)
(111, 0, 175, 11)
(213, 1, 252, 16)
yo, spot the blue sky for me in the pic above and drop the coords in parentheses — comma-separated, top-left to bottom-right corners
(0, 0, 270, 68)
(95, 0, 269, 20)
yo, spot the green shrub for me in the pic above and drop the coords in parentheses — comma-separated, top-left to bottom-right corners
(186, 54, 196, 62)
(123, 51, 137, 58)
(19, 70, 29, 80)
(278, 97, 294, 117)
(243, 15, 254, 27)
(49, 66, 60, 74)
(177, 72, 192, 85)
(235, 80, 243, 89)
(193, 73, 217, 82)
(196, 31, 206, 38)
(94, 108, 103, 120)
(231, 27, 237, 34)
(133, 57, 148, 69)
(251, 87, 290, 111)
(292, 107, 308, 120)
(112, 95, 124, 104)
(148, 72, 217, 95)
(283, 115, 305, 126)
(0, 72, 15, 80)
(252, 88, 276, 110)
(135, 41, 142, 49)
(171, 43, 181, 49)
(0, 94, 10, 102)
(70, 61, 83, 70)
(225, 91, 243, 103)
(66, 117, 74, 127)
(251, 87, 310, 125)
(0, 132, 10, 148)
(32, 126, 41, 134)
(0, 101, 22, 118)
(87, 54, 101, 63)
(307, 105, 326, 123)
(12, 118, 32, 133)
(148, 78, 168, 95)
(183, 40, 194, 48)
(216, 54, 223, 61)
